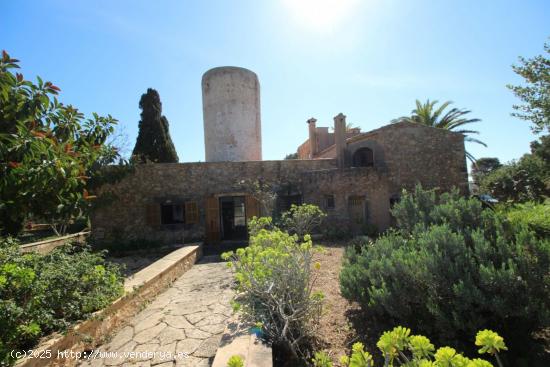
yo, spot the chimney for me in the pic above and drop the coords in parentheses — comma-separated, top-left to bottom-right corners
(307, 117, 317, 158)
(334, 113, 346, 168)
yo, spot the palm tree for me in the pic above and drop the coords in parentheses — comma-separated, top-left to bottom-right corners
(393, 99, 486, 162)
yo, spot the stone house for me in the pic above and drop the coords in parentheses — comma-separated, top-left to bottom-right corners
(91, 67, 468, 246)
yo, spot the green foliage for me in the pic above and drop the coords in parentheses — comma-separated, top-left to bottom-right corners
(246, 216, 276, 237)
(222, 221, 323, 361)
(226, 355, 244, 367)
(504, 201, 550, 237)
(312, 350, 333, 367)
(392, 99, 485, 162)
(479, 134, 549, 204)
(475, 330, 507, 357)
(285, 152, 299, 160)
(507, 41, 550, 133)
(339, 186, 550, 361)
(281, 203, 327, 238)
(340, 342, 374, 367)
(322, 220, 353, 241)
(332, 326, 502, 367)
(0, 238, 123, 365)
(479, 154, 549, 203)
(132, 88, 178, 163)
(471, 158, 501, 187)
(0, 51, 120, 236)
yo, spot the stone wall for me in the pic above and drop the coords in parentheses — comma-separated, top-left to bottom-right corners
(346, 122, 468, 195)
(92, 122, 468, 246)
(91, 159, 337, 245)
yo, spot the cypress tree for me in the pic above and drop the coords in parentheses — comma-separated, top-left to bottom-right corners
(132, 88, 179, 163)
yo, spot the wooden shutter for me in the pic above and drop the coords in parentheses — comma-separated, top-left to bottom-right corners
(185, 201, 199, 224)
(245, 195, 260, 220)
(205, 196, 220, 244)
(145, 203, 160, 228)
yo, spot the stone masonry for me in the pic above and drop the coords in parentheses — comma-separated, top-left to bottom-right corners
(92, 122, 467, 246)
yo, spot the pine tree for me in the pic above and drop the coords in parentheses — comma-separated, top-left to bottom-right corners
(132, 88, 179, 163)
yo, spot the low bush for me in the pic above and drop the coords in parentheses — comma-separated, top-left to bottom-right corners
(339, 186, 550, 364)
(0, 238, 124, 365)
(504, 200, 550, 237)
(321, 219, 353, 241)
(280, 204, 327, 238)
(313, 327, 506, 367)
(222, 217, 324, 363)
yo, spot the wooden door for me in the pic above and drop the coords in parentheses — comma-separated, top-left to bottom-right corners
(245, 195, 260, 221)
(145, 203, 160, 228)
(205, 196, 220, 244)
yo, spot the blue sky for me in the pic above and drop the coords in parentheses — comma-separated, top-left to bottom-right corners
(2, 0, 549, 167)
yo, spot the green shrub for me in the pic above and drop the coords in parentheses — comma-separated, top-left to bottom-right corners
(479, 154, 549, 204)
(280, 204, 327, 238)
(504, 201, 550, 237)
(0, 238, 124, 365)
(324, 326, 505, 367)
(339, 186, 550, 363)
(322, 219, 353, 241)
(226, 355, 244, 367)
(222, 217, 324, 362)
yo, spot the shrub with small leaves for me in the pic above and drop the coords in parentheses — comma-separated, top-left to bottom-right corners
(222, 219, 323, 362)
(280, 204, 327, 238)
(0, 238, 123, 365)
(340, 185, 550, 361)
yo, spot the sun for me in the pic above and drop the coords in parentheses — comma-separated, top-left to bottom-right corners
(282, 0, 360, 33)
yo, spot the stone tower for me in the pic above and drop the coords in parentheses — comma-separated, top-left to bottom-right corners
(202, 66, 262, 162)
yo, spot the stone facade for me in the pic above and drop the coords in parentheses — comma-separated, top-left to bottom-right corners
(92, 121, 467, 246)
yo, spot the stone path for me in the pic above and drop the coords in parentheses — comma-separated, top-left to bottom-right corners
(80, 257, 234, 367)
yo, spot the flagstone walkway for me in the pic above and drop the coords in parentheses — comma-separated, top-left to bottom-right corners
(80, 256, 235, 367)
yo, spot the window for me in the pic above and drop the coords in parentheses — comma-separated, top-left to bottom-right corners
(276, 194, 302, 215)
(352, 147, 374, 167)
(161, 203, 185, 225)
(324, 195, 335, 210)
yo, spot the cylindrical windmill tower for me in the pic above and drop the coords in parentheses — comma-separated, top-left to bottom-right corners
(202, 66, 262, 162)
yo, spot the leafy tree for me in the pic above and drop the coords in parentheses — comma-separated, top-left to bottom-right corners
(507, 41, 550, 133)
(393, 99, 485, 162)
(284, 152, 298, 160)
(471, 158, 501, 186)
(0, 51, 119, 236)
(479, 135, 549, 203)
(132, 88, 179, 163)
(530, 134, 550, 171)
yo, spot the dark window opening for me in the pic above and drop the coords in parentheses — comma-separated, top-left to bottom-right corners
(161, 204, 185, 225)
(325, 195, 335, 210)
(352, 147, 374, 167)
(220, 196, 247, 240)
(277, 194, 302, 215)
